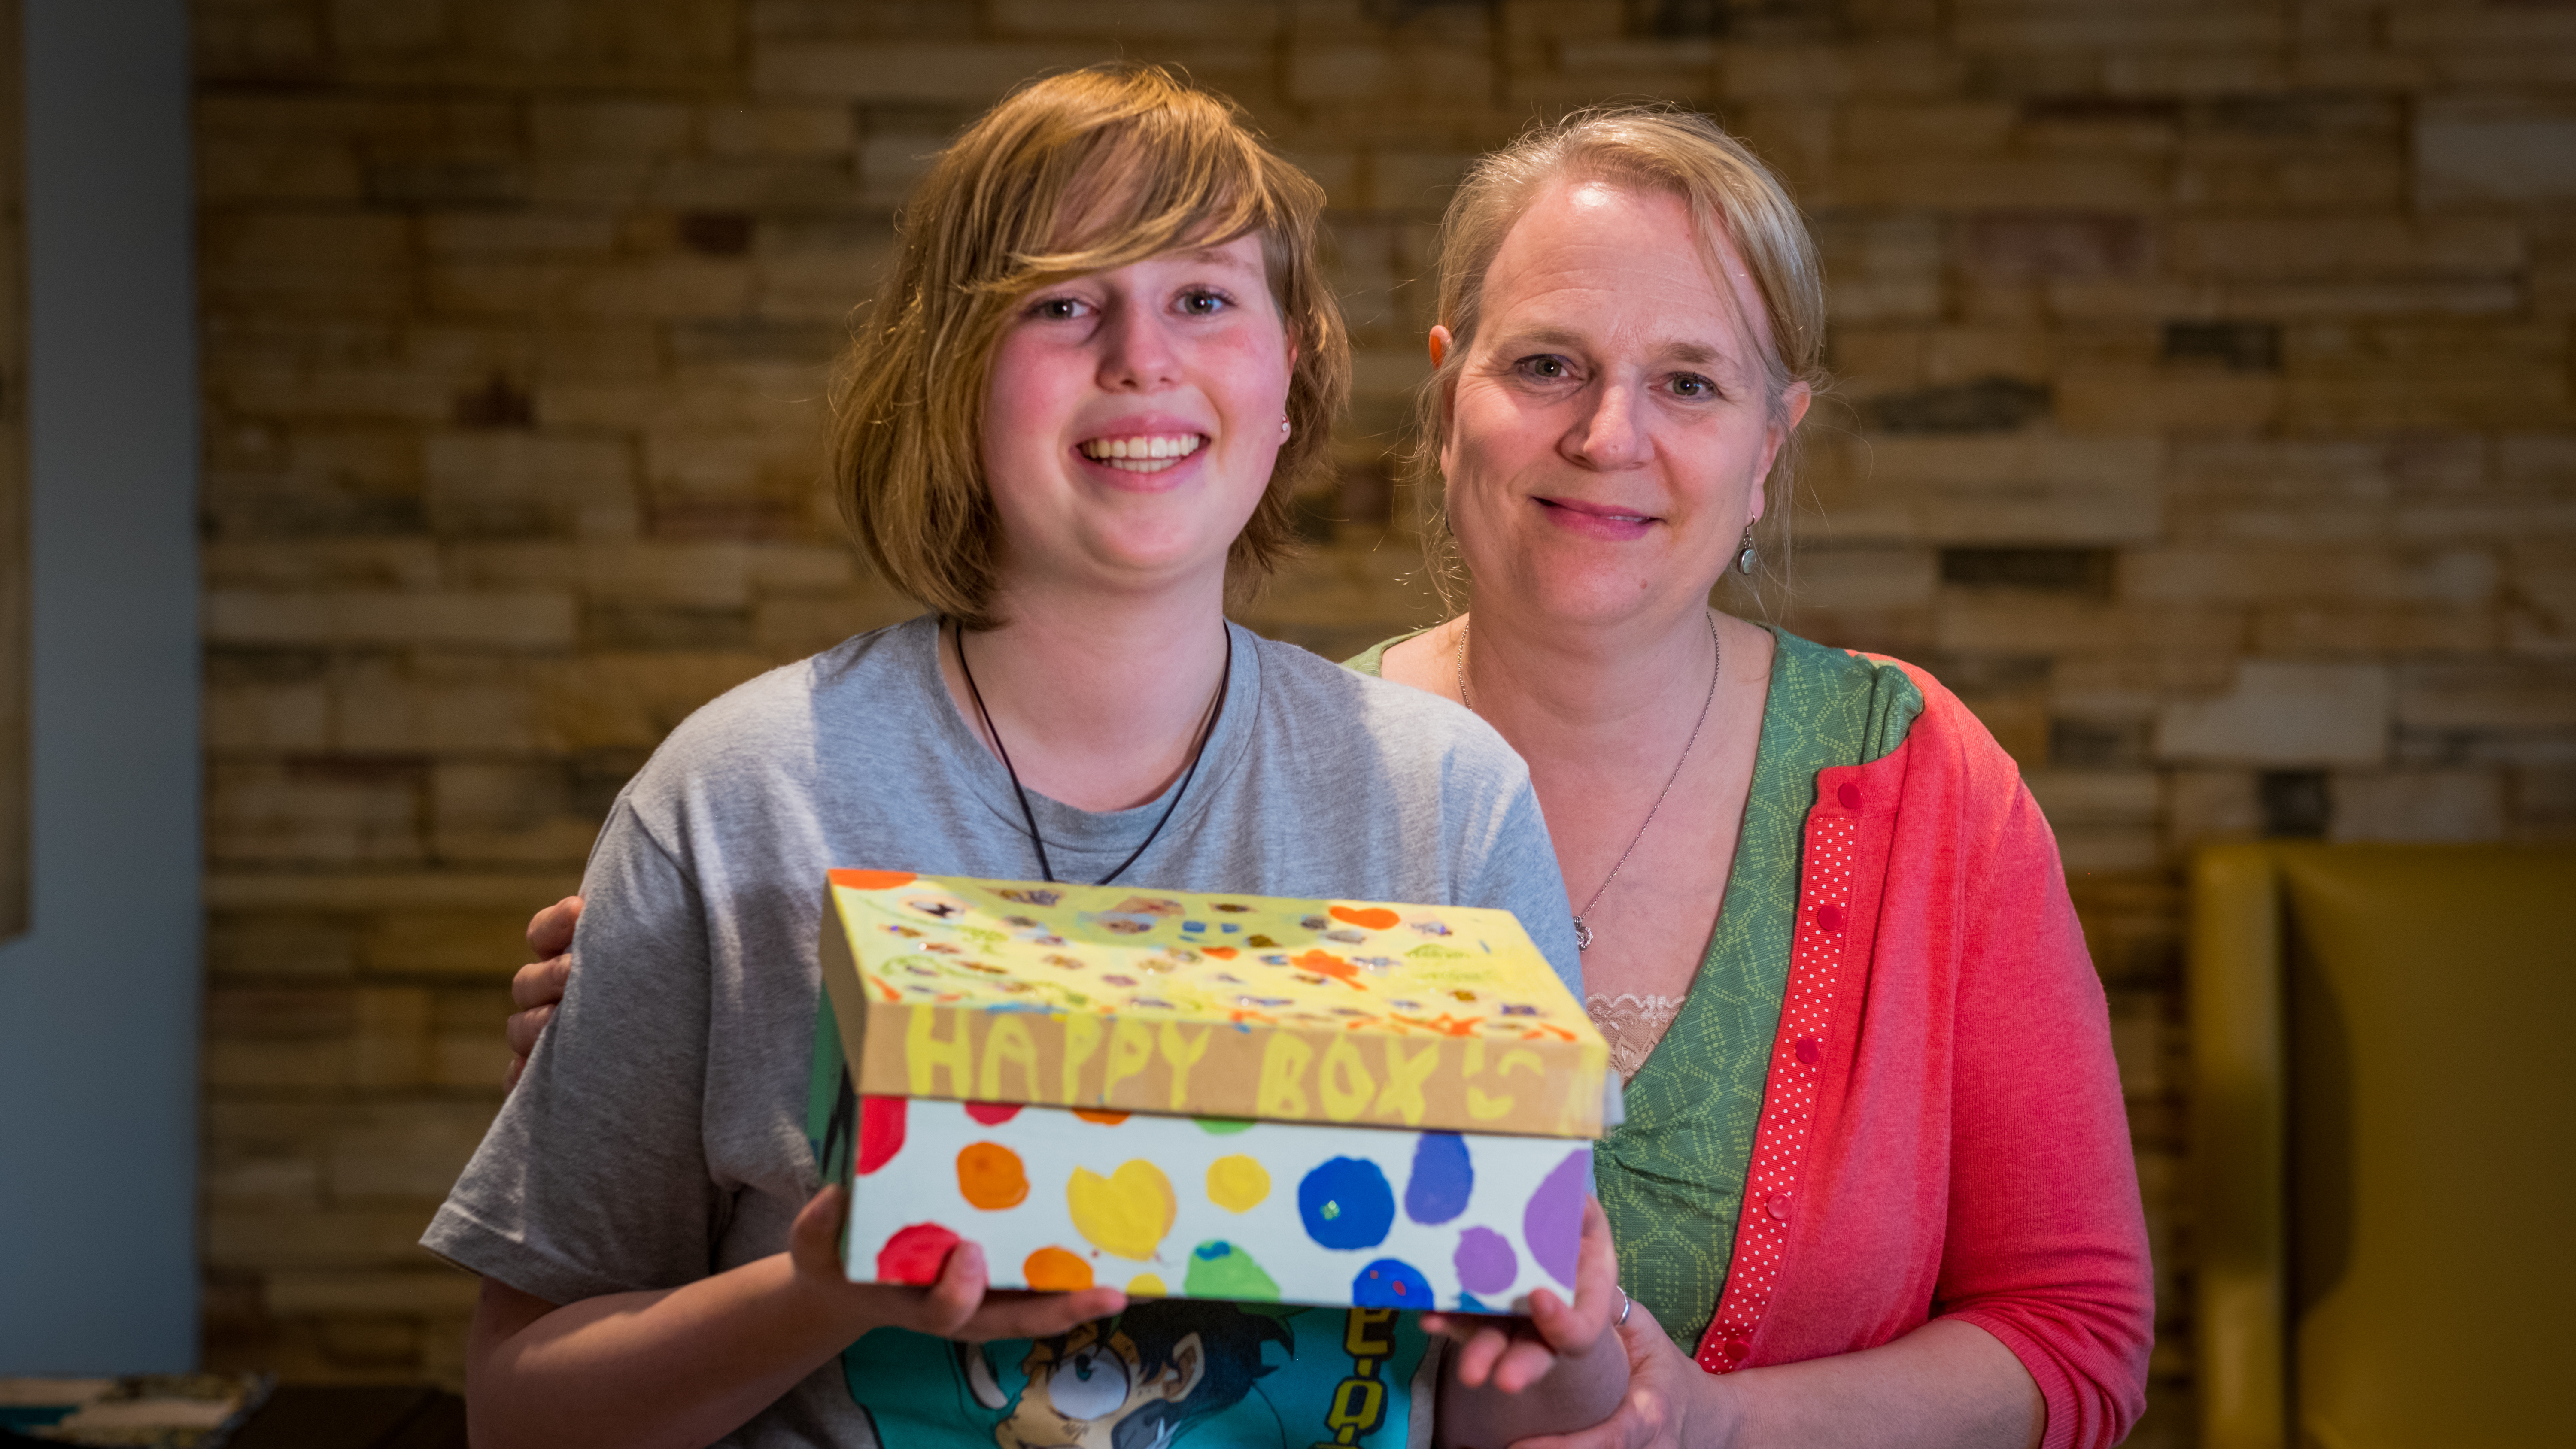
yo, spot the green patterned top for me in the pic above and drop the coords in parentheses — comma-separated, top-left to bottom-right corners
(1343, 626, 1922, 1347)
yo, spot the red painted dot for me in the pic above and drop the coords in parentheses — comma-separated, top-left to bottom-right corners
(875, 1221, 960, 1285)
(1815, 904, 1844, 934)
(857, 1094, 907, 1173)
(1836, 782, 1861, 810)
(964, 1101, 1021, 1126)
(1795, 1036, 1820, 1064)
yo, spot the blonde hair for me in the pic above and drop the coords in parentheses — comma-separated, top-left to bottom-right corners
(833, 64, 1350, 629)
(1410, 106, 1826, 611)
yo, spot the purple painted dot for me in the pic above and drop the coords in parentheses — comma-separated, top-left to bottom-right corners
(1522, 1148, 1590, 1288)
(1352, 1257, 1433, 1308)
(1404, 1133, 1474, 1225)
(1452, 1226, 1518, 1295)
(1299, 1157, 1395, 1250)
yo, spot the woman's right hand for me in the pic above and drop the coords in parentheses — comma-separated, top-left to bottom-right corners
(506, 895, 583, 1088)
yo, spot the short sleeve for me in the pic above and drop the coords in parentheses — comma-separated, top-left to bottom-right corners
(420, 801, 724, 1305)
(1469, 783, 1583, 1000)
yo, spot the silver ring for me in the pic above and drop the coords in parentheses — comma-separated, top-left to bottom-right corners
(1616, 1288, 1633, 1327)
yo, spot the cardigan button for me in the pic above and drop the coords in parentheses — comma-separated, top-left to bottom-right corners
(1814, 903, 1844, 934)
(1795, 1036, 1820, 1064)
(1765, 1192, 1792, 1221)
(1836, 782, 1862, 810)
(1724, 1337, 1751, 1363)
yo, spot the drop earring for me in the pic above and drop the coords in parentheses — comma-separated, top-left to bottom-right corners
(1735, 524, 1759, 575)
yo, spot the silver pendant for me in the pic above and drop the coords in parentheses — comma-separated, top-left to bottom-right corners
(1574, 915, 1594, 952)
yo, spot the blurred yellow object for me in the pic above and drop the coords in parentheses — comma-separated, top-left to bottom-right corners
(2191, 842, 2576, 1449)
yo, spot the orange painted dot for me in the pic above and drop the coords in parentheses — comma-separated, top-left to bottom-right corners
(1329, 906, 1400, 931)
(1073, 1109, 1130, 1125)
(829, 869, 917, 890)
(956, 1141, 1029, 1210)
(1023, 1246, 1094, 1291)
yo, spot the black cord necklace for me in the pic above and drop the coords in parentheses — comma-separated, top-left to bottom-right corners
(952, 620, 1231, 887)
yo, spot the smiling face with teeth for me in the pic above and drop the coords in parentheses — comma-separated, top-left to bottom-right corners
(1435, 178, 1810, 631)
(979, 230, 1296, 607)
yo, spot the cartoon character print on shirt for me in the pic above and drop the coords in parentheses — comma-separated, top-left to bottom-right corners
(839, 1300, 1293, 1449)
(837, 1300, 1427, 1449)
(982, 1301, 1291, 1449)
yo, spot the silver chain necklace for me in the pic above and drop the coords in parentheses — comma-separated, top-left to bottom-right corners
(1455, 610, 1721, 952)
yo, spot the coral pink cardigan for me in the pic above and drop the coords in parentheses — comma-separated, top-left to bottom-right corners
(1694, 665, 2153, 1449)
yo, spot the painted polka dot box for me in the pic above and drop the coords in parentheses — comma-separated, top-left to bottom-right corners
(835, 1094, 1593, 1315)
(817, 870, 1613, 1139)
(815, 871, 1612, 1312)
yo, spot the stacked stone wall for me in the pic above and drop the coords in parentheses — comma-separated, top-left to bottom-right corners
(194, 1, 2576, 1436)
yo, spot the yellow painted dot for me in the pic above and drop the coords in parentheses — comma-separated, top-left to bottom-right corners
(1066, 1159, 1176, 1261)
(1205, 1154, 1271, 1213)
(1127, 1273, 1167, 1297)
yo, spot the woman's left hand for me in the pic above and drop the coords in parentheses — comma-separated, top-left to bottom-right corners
(1424, 1196, 1621, 1394)
(1510, 1295, 1739, 1449)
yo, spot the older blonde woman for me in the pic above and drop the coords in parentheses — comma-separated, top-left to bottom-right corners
(1358, 112, 2153, 1449)
(442, 67, 1624, 1449)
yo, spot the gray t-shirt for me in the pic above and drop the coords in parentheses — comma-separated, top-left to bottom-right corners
(423, 614, 1578, 1448)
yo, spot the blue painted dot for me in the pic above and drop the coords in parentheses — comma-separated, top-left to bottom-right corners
(1403, 1132, 1473, 1225)
(1298, 1157, 1395, 1250)
(1352, 1258, 1432, 1308)
(1455, 1290, 1492, 1314)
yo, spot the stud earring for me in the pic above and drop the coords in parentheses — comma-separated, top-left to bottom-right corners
(1280, 417, 1291, 436)
(1735, 524, 1759, 575)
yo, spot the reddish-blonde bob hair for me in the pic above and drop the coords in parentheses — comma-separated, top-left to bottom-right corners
(833, 64, 1350, 628)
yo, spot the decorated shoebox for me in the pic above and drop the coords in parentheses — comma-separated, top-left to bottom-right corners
(813, 870, 1613, 1313)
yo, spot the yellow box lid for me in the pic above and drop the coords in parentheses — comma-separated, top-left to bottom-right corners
(819, 870, 1611, 1138)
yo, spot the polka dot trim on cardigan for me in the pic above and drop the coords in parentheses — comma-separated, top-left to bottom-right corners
(1694, 800, 1859, 1373)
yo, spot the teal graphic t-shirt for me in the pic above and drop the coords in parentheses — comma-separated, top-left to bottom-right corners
(838, 1303, 1431, 1449)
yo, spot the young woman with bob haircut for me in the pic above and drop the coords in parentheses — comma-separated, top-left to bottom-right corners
(431, 64, 1625, 1449)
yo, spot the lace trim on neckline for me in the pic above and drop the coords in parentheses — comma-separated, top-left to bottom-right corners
(1586, 991, 1687, 1084)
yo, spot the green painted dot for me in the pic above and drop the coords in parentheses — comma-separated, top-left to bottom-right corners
(1193, 1117, 1254, 1135)
(1183, 1240, 1279, 1300)
(1321, 1200, 1340, 1219)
